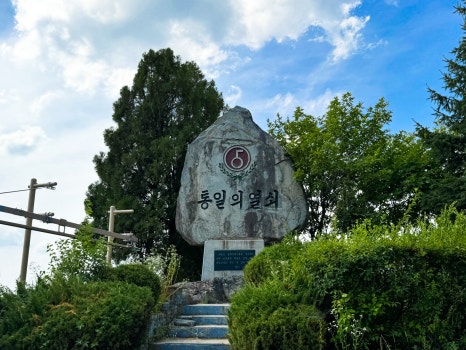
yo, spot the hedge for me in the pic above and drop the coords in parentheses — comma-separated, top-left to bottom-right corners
(0, 277, 155, 350)
(229, 208, 466, 349)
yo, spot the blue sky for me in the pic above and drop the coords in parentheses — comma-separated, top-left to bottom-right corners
(0, 0, 462, 289)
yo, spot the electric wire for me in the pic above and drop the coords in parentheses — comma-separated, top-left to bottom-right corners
(0, 187, 49, 195)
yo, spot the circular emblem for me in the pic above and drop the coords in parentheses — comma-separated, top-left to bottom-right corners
(223, 146, 251, 172)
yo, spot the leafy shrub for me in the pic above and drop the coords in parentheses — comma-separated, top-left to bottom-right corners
(144, 245, 181, 300)
(0, 205, 160, 350)
(110, 263, 161, 301)
(228, 280, 326, 350)
(323, 245, 466, 349)
(244, 235, 304, 285)
(0, 278, 154, 350)
(47, 214, 108, 282)
(229, 207, 466, 349)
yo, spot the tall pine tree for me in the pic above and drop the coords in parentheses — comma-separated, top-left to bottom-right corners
(417, 2, 466, 213)
(87, 48, 224, 279)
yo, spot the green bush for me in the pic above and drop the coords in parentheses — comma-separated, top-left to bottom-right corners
(47, 209, 108, 283)
(229, 208, 466, 349)
(144, 245, 182, 300)
(0, 278, 154, 350)
(244, 235, 304, 285)
(110, 263, 161, 301)
(228, 280, 326, 349)
(322, 245, 466, 349)
(0, 208, 159, 350)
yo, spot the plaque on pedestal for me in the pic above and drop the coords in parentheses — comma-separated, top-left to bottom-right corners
(202, 239, 264, 280)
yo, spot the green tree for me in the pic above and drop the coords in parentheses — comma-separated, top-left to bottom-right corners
(269, 92, 429, 236)
(86, 48, 224, 279)
(416, 2, 466, 214)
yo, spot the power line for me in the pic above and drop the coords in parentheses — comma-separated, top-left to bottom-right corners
(0, 219, 136, 249)
(0, 204, 137, 242)
(0, 187, 52, 195)
(0, 188, 31, 195)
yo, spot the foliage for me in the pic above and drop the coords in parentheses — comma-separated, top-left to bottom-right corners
(110, 263, 161, 301)
(0, 277, 154, 350)
(0, 205, 161, 349)
(416, 2, 466, 214)
(144, 245, 181, 300)
(86, 48, 224, 279)
(243, 235, 304, 285)
(46, 207, 109, 282)
(228, 207, 466, 349)
(228, 280, 326, 350)
(268, 93, 430, 237)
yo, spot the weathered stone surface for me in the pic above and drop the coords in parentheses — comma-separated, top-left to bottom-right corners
(176, 106, 307, 245)
(168, 276, 245, 304)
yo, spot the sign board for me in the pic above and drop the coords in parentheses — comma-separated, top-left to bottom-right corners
(214, 249, 255, 271)
(201, 239, 264, 280)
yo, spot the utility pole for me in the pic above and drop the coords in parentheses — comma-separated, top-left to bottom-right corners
(106, 206, 134, 264)
(19, 178, 57, 283)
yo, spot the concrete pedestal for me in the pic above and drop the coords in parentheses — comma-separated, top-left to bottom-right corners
(201, 239, 265, 280)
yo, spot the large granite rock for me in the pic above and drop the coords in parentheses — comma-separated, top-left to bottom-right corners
(176, 106, 307, 245)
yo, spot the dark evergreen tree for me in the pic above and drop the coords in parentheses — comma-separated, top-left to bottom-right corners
(416, 3, 466, 214)
(87, 48, 224, 279)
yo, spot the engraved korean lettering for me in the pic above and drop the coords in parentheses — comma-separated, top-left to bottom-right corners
(198, 190, 212, 209)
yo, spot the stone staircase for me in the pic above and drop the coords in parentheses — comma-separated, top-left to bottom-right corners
(152, 303, 231, 349)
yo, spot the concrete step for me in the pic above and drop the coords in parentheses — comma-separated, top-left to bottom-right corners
(178, 314, 228, 325)
(152, 338, 230, 350)
(182, 303, 230, 316)
(173, 318, 196, 327)
(169, 325, 228, 339)
(152, 303, 231, 350)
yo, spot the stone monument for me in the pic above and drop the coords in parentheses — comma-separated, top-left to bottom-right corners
(176, 106, 307, 280)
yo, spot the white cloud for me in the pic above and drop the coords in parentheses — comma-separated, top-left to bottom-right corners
(13, 0, 70, 32)
(5, 0, 369, 97)
(166, 19, 229, 78)
(266, 93, 297, 111)
(329, 11, 370, 61)
(342, 1, 360, 16)
(0, 126, 48, 155)
(80, 0, 129, 24)
(7, 28, 42, 61)
(228, 0, 369, 61)
(30, 90, 63, 115)
(255, 89, 343, 126)
(0, 88, 19, 105)
(302, 89, 342, 117)
(62, 57, 108, 94)
(103, 67, 136, 98)
(225, 85, 242, 107)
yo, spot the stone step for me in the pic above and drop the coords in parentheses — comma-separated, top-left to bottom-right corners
(152, 303, 231, 350)
(182, 303, 230, 316)
(173, 318, 196, 327)
(169, 325, 228, 339)
(178, 314, 228, 325)
(152, 338, 230, 350)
